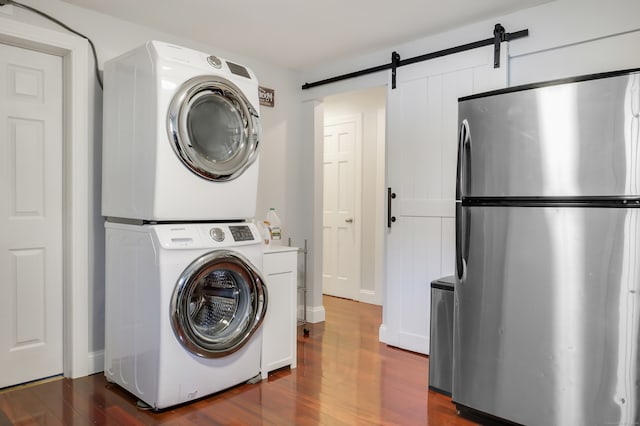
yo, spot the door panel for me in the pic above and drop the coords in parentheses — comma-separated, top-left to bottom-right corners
(382, 46, 507, 354)
(171, 250, 267, 358)
(455, 205, 640, 426)
(393, 216, 441, 352)
(459, 72, 640, 197)
(0, 43, 63, 388)
(323, 117, 360, 300)
(167, 76, 260, 181)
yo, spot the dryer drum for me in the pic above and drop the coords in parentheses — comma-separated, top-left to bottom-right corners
(167, 75, 261, 182)
(171, 250, 268, 358)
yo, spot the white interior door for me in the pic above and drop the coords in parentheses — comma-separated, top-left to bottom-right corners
(380, 46, 508, 354)
(0, 43, 63, 388)
(323, 116, 361, 300)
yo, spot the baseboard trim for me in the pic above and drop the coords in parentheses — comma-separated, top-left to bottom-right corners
(379, 324, 389, 343)
(305, 305, 326, 323)
(88, 350, 104, 375)
(358, 289, 380, 305)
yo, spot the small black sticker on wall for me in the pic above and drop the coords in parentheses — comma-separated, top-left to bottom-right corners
(259, 86, 275, 107)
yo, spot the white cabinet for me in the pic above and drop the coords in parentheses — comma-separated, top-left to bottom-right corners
(261, 247, 298, 379)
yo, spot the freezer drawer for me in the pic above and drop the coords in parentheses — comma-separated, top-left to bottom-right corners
(453, 205, 640, 426)
(429, 276, 455, 396)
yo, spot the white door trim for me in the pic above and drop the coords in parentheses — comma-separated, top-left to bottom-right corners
(372, 107, 386, 306)
(302, 74, 386, 323)
(0, 16, 91, 379)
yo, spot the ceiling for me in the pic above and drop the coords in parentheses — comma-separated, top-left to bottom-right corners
(60, 0, 552, 70)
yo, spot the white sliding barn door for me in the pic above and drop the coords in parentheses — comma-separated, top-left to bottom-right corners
(0, 43, 64, 387)
(380, 46, 508, 354)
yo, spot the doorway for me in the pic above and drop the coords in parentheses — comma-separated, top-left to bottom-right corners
(321, 87, 386, 304)
(0, 42, 64, 389)
(0, 16, 92, 380)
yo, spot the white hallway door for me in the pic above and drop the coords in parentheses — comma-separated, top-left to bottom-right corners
(380, 46, 508, 354)
(323, 116, 361, 300)
(0, 43, 64, 387)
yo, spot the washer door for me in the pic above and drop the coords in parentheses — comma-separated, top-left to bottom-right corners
(171, 250, 268, 358)
(167, 75, 261, 181)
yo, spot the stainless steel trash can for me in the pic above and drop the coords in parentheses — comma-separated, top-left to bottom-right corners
(429, 275, 455, 396)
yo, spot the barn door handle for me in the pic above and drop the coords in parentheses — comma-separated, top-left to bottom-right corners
(345, 217, 354, 224)
(387, 187, 396, 228)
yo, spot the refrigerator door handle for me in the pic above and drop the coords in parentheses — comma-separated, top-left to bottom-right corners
(463, 204, 470, 267)
(455, 119, 471, 280)
(455, 203, 471, 280)
(455, 119, 471, 200)
(455, 203, 465, 280)
(455, 203, 462, 278)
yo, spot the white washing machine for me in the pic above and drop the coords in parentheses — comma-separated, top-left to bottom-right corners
(102, 41, 261, 222)
(104, 221, 267, 410)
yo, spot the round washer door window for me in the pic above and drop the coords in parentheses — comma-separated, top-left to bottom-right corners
(171, 250, 268, 358)
(167, 76, 261, 181)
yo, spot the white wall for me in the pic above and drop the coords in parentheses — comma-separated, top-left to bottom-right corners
(323, 87, 386, 305)
(1, 0, 301, 374)
(297, 0, 640, 325)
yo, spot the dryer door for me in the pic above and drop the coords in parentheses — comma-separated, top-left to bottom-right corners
(167, 76, 260, 181)
(171, 250, 268, 358)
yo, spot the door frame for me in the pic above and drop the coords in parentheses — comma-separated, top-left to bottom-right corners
(322, 114, 362, 301)
(301, 72, 387, 321)
(0, 16, 91, 378)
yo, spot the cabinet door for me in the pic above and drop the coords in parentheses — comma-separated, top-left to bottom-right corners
(261, 250, 298, 378)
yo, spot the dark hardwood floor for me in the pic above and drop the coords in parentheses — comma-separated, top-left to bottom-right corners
(0, 296, 476, 425)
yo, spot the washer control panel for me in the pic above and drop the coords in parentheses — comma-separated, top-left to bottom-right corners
(154, 222, 260, 249)
(229, 225, 254, 242)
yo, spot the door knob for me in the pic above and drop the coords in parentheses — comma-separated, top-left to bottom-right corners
(345, 218, 354, 224)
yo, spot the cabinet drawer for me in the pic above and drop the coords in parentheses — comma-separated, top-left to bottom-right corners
(263, 250, 297, 275)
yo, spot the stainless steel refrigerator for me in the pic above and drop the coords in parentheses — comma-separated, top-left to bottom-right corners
(453, 68, 640, 426)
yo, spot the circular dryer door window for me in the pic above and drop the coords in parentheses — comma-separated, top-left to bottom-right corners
(171, 250, 268, 358)
(167, 76, 261, 181)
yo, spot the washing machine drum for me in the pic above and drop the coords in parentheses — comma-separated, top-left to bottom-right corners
(171, 250, 268, 358)
(167, 75, 261, 182)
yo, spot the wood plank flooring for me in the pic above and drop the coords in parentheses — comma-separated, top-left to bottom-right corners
(0, 296, 477, 425)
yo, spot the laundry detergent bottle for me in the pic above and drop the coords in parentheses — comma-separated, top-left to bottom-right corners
(264, 208, 282, 245)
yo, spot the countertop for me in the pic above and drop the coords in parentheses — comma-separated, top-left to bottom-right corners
(263, 244, 299, 254)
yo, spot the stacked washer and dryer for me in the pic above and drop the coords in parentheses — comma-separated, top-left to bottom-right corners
(102, 41, 268, 410)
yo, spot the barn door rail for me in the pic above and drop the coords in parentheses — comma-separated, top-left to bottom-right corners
(301, 24, 528, 90)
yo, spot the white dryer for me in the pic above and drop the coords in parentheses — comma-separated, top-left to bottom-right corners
(104, 221, 267, 409)
(102, 41, 261, 221)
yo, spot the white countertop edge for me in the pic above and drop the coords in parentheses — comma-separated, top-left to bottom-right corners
(263, 245, 299, 254)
